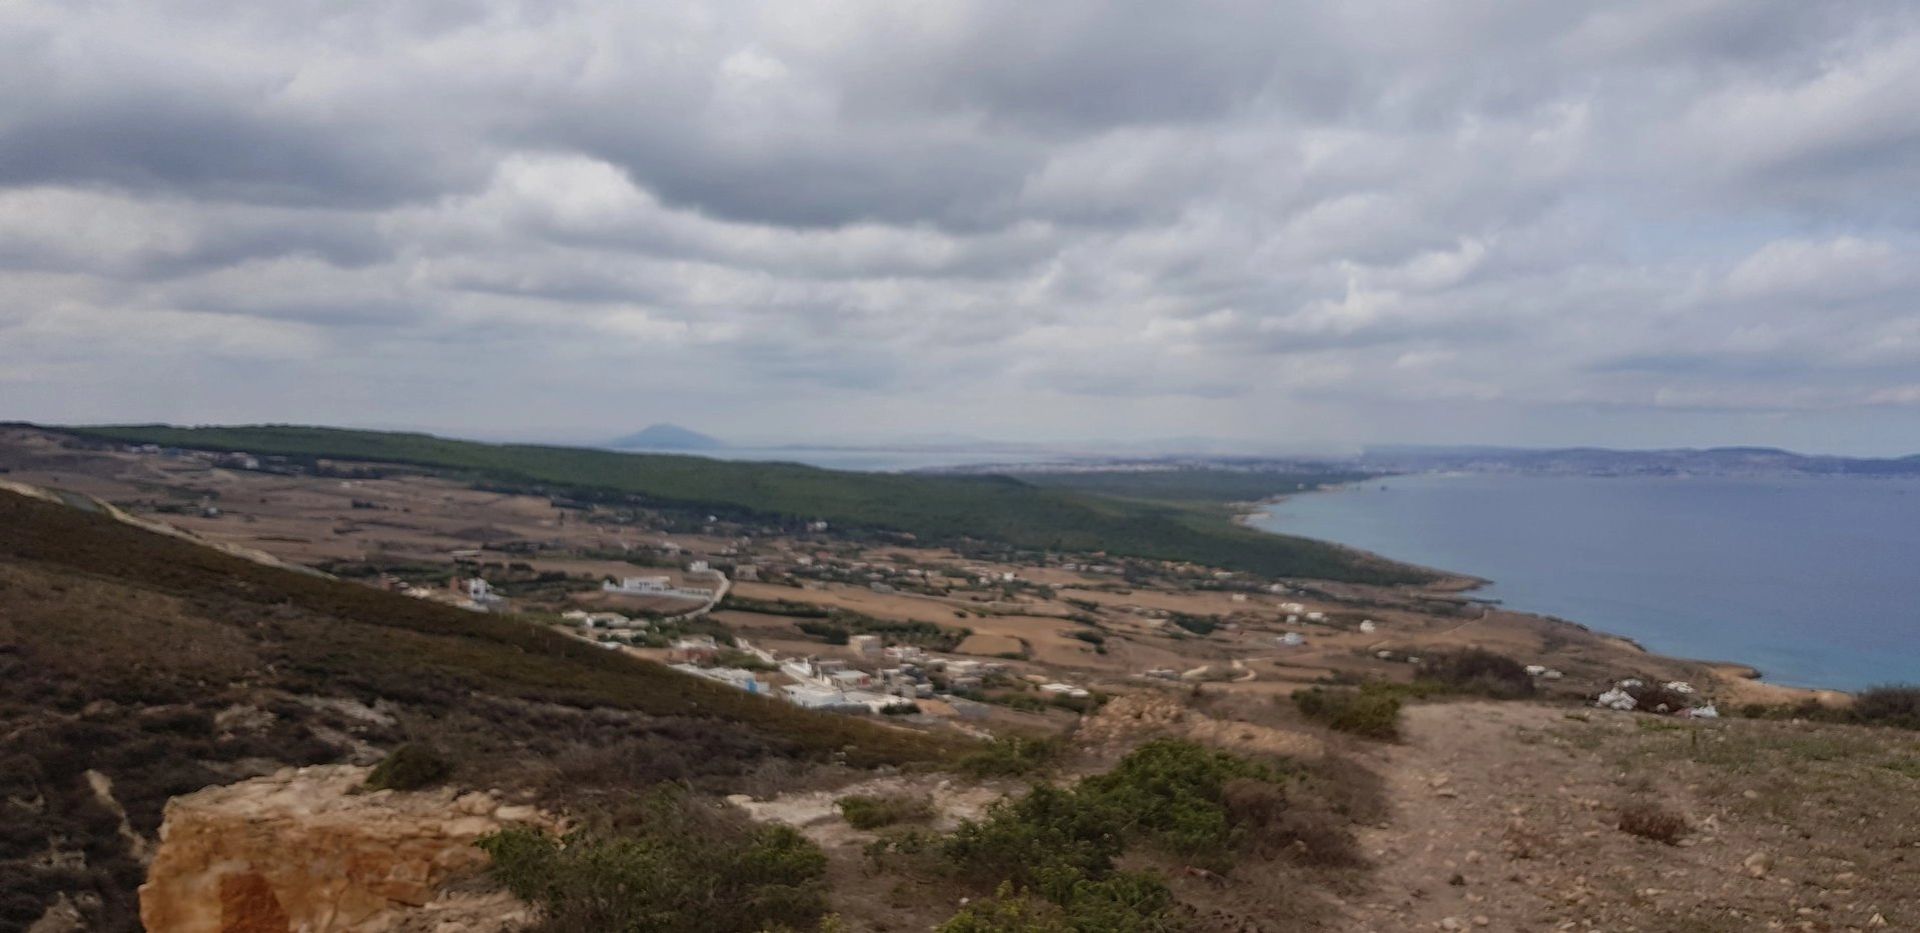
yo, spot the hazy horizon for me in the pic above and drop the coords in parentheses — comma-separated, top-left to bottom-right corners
(6, 3, 1919, 456)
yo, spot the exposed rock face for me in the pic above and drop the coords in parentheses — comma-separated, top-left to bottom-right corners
(139, 765, 552, 933)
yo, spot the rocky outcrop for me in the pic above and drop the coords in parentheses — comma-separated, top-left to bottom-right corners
(139, 765, 554, 933)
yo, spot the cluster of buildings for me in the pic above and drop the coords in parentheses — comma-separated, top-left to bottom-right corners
(652, 627, 1057, 717)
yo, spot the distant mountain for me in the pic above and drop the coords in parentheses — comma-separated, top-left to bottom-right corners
(609, 423, 725, 450)
(1358, 445, 1920, 477)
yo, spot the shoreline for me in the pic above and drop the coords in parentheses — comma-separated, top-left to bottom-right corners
(1234, 482, 1849, 705)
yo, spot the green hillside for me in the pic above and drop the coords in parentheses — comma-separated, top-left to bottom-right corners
(0, 487, 960, 929)
(56, 424, 1434, 585)
(1017, 467, 1371, 503)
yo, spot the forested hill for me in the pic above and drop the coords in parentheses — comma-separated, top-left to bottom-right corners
(51, 423, 1434, 585)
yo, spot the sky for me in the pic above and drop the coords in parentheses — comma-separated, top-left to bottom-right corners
(3, 1, 1919, 456)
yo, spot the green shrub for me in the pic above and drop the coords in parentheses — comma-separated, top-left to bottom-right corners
(958, 735, 1059, 778)
(1415, 649, 1536, 699)
(944, 744, 1290, 909)
(1169, 614, 1218, 636)
(476, 790, 829, 933)
(940, 875, 1180, 933)
(838, 793, 935, 830)
(1293, 687, 1401, 740)
(1852, 686, 1920, 730)
(364, 743, 452, 791)
(796, 621, 851, 645)
(1072, 739, 1278, 857)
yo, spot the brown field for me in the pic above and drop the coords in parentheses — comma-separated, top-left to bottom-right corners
(0, 426, 1829, 711)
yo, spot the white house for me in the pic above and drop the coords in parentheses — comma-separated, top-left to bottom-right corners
(605, 575, 671, 594)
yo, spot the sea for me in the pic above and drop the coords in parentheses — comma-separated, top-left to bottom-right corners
(1250, 473, 1920, 691)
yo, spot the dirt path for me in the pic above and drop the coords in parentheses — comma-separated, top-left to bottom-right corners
(1336, 702, 1905, 932)
(1340, 702, 1581, 930)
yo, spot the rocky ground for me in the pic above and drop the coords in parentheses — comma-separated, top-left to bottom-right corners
(1337, 702, 1915, 932)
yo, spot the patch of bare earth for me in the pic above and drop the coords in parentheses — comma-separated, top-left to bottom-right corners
(1337, 701, 1915, 932)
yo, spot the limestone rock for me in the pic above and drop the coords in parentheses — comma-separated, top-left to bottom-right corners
(139, 765, 555, 933)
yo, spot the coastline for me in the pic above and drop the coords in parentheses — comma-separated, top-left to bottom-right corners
(1234, 483, 1847, 706)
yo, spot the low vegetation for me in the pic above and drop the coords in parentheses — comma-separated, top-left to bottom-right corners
(837, 792, 936, 830)
(478, 790, 829, 933)
(906, 740, 1359, 930)
(1852, 686, 1920, 729)
(56, 424, 1436, 585)
(1737, 685, 1920, 731)
(0, 489, 958, 930)
(1293, 685, 1403, 739)
(956, 735, 1061, 778)
(363, 743, 453, 792)
(1616, 801, 1690, 845)
(793, 612, 969, 652)
(1016, 468, 1372, 504)
(1415, 648, 1537, 699)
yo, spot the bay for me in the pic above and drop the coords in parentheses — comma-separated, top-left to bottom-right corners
(1251, 473, 1920, 690)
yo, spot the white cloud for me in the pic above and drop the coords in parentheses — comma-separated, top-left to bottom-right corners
(0, 1, 1916, 451)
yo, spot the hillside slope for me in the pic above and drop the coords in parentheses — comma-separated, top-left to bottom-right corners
(0, 488, 954, 931)
(53, 423, 1434, 585)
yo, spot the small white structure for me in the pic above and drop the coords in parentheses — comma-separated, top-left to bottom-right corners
(1358, 620, 1377, 634)
(688, 560, 710, 573)
(850, 634, 883, 658)
(606, 575, 671, 594)
(671, 664, 768, 695)
(603, 575, 716, 600)
(1040, 682, 1090, 699)
(782, 685, 865, 711)
(464, 578, 503, 609)
(1279, 632, 1305, 647)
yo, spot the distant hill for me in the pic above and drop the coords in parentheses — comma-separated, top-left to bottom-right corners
(1358, 445, 1920, 477)
(609, 423, 725, 450)
(52, 423, 1438, 585)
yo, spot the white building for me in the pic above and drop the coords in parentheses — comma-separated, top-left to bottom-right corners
(671, 663, 768, 695)
(606, 575, 671, 594)
(602, 575, 716, 600)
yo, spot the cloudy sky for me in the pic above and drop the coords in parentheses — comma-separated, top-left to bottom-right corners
(4, 1, 1918, 454)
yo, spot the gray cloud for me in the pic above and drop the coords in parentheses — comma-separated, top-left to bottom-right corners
(2, 0, 1918, 453)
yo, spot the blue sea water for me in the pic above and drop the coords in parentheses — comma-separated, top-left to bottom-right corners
(1251, 474, 1920, 690)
